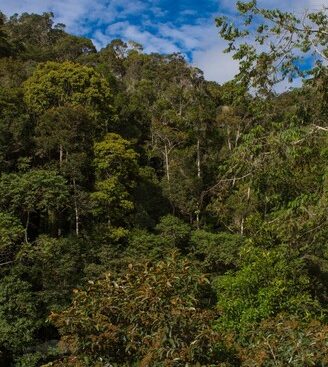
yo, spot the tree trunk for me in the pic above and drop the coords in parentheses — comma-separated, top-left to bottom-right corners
(235, 128, 241, 148)
(73, 178, 79, 236)
(179, 96, 182, 117)
(24, 211, 30, 243)
(164, 144, 170, 182)
(59, 144, 63, 168)
(247, 186, 251, 201)
(240, 217, 244, 235)
(196, 210, 200, 230)
(227, 128, 232, 151)
(196, 138, 201, 179)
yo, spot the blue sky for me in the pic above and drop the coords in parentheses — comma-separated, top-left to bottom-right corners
(0, 0, 327, 83)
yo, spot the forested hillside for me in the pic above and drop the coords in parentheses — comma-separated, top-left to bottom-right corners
(0, 4, 327, 366)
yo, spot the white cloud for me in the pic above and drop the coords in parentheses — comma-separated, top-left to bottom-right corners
(274, 77, 303, 94)
(156, 19, 240, 83)
(1, 0, 91, 32)
(95, 21, 180, 54)
(1, 0, 327, 84)
(193, 44, 239, 83)
(0, 0, 149, 34)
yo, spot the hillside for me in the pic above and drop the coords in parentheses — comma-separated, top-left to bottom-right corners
(0, 7, 327, 366)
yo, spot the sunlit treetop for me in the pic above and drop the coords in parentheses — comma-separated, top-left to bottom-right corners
(23, 61, 113, 130)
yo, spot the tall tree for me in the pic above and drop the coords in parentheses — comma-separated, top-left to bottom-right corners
(91, 133, 139, 227)
(24, 61, 113, 133)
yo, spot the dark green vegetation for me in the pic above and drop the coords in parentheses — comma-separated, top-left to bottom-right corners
(0, 3, 327, 366)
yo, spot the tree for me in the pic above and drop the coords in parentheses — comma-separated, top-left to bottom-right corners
(17, 235, 84, 310)
(0, 212, 24, 266)
(0, 275, 40, 364)
(0, 6, 327, 366)
(35, 105, 95, 235)
(98, 39, 129, 79)
(216, 1, 328, 93)
(0, 12, 13, 57)
(3, 12, 59, 59)
(36, 105, 93, 168)
(0, 170, 69, 241)
(0, 86, 31, 171)
(24, 61, 113, 132)
(190, 230, 245, 274)
(214, 245, 323, 332)
(48, 255, 224, 366)
(53, 34, 96, 61)
(91, 133, 139, 226)
(225, 315, 328, 366)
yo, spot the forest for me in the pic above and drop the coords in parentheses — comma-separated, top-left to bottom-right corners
(0, 2, 327, 366)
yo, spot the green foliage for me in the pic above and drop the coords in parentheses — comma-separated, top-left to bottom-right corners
(126, 229, 174, 260)
(0, 212, 24, 265)
(49, 255, 224, 366)
(0, 170, 69, 214)
(23, 61, 112, 129)
(155, 215, 191, 249)
(0, 85, 31, 171)
(91, 133, 139, 225)
(35, 105, 94, 163)
(230, 315, 328, 366)
(14, 352, 44, 367)
(1, 12, 96, 61)
(0, 212, 24, 250)
(0, 170, 69, 243)
(0, 13, 12, 57)
(190, 230, 245, 273)
(17, 235, 84, 310)
(52, 34, 96, 61)
(0, 275, 40, 354)
(216, 1, 328, 93)
(93, 133, 139, 181)
(0, 4, 327, 365)
(215, 245, 323, 332)
(91, 177, 135, 222)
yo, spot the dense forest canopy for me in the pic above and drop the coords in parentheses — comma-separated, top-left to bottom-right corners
(0, 3, 327, 366)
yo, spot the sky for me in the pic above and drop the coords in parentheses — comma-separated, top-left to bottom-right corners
(0, 0, 327, 84)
